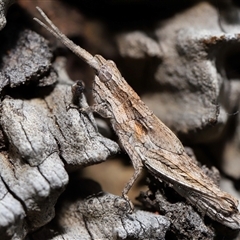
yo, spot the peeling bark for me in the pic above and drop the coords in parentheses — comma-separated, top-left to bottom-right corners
(1, 1, 240, 239)
(0, 23, 119, 239)
(0, 29, 56, 90)
(29, 180, 170, 240)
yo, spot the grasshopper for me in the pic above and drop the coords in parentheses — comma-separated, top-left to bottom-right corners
(34, 7, 240, 229)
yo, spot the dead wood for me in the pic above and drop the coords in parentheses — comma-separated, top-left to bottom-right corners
(1, 1, 240, 239)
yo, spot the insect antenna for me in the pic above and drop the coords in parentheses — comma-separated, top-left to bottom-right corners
(33, 7, 100, 71)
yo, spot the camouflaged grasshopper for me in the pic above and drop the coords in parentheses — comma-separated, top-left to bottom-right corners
(34, 7, 240, 229)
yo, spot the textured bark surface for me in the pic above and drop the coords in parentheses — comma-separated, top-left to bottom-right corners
(0, 29, 56, 89)
(1, 0, 240, 239)
(0, 20, 119, 240)
(0, 0, 14, 30)
(29, 179, 170, 240)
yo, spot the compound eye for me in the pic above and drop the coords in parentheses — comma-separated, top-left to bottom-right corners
(98, 65, 112, 82)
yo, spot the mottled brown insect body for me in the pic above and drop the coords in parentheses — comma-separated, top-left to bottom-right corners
(34, 7, 240, 229)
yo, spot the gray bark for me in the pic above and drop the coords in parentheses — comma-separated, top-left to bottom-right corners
(1, 1, 240, 239)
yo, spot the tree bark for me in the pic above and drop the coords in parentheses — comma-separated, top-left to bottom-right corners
(1, 1, 240, 239)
